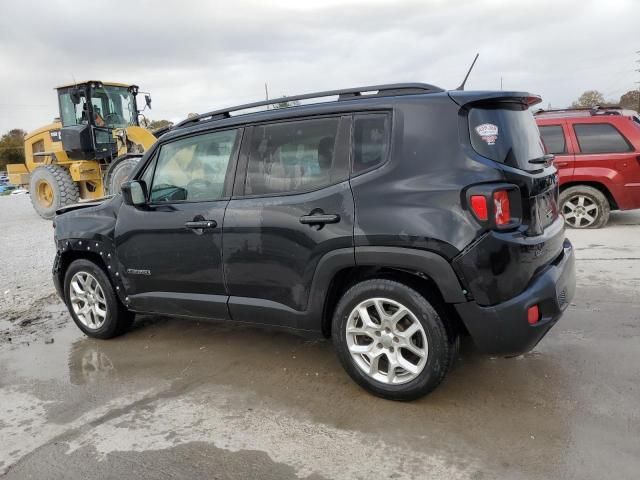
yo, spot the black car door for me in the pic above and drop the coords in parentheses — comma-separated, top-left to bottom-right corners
(115, 128, 242, 319)
(223, 116, 355, 329)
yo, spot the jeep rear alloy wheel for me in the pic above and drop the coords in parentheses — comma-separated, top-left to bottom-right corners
(346, 298, 427, 384)
(333, 278, 455, 401)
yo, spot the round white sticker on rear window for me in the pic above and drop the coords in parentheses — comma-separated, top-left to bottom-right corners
(475, 123, 499, 145)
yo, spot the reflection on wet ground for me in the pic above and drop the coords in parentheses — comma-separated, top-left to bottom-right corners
(2, 281, 639, 479)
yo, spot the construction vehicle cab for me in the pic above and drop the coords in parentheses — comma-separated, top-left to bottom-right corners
(8, 81, 157, 219)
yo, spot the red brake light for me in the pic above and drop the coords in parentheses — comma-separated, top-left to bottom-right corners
(527, 305, 540, 325)
(470, 195, 488, 221)
(493, 190, 511, 225)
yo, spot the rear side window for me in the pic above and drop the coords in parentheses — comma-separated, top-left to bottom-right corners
(539, 125, 566, 154)
(352, 113, 391, 174)
(573, 123, 632, 154)
(245, 117, 343, 195)
(469, 104, 545, 171)
(149, 129, 239, 202)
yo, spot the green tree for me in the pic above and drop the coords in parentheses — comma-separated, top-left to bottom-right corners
(571, 90, 606, 108)
(619, 90, 640, 111)
(0, 129, 26, 171)
(147, 119, 173, 130)
(140, 118, 173, 130)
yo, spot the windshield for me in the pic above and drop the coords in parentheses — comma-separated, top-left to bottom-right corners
(90, 86, 137, 128)
(469, 103, 545, 171)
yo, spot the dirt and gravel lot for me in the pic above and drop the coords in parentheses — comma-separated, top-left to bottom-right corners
(1, 194, 639, 479)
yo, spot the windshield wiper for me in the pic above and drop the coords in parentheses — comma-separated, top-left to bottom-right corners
(528, 154, 555, 165)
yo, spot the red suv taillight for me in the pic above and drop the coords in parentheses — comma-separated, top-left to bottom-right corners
(493, 190, 511, 226)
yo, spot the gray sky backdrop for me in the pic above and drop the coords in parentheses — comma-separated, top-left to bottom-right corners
(0, 0, 638, 133)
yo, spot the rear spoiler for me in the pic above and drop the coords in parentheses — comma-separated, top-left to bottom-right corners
(448, 90, 542, 108)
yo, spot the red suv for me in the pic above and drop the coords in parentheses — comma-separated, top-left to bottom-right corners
(535, 107, 640, 228)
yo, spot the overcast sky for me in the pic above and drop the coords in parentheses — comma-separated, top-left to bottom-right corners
(0, 0, 638, 133)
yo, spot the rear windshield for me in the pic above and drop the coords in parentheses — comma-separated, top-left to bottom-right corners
(469, 103, 545, 171)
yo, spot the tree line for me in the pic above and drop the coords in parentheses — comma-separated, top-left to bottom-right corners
(570, 89, 639, 110)
(0, 129, 26, 171)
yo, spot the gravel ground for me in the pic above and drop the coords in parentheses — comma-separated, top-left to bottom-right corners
(0, 195, 56, 309)
(1, 194, 639, 479)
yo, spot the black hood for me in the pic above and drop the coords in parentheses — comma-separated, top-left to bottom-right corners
(55, 195, 114, 215)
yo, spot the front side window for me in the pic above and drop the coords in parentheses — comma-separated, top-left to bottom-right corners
(149, 129, 239, 202)
(245, 117, 342, 195)
(352, 113, 391, 174)
(573, 123, 632, 154)
(539, 125, 566, 154)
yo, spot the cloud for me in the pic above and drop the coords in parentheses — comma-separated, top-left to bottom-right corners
(0, 0, 638, 132)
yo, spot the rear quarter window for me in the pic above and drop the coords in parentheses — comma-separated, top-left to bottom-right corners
(573, 123, 632, 154)
(539, 125, 566, 154)
(469, 104, 545, 171)
(352, 113, 391, 174)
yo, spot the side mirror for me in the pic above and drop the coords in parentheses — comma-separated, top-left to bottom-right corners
(145, 94, 152, 109)
(121, 180, 147, 206)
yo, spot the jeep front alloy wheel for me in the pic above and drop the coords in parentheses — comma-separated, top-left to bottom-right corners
(332, 279, 456, 400)
(63, 259, 134, 339)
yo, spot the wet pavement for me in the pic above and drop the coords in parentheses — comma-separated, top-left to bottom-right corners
(1, 196, 639, 479)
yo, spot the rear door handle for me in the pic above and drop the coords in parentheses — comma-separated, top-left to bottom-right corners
(555, 161, 569, 167)
(299, 214, 340, 225)
(185, 220, 217, 230)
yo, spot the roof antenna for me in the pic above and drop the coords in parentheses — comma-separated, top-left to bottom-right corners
(456, 53, 479, 91)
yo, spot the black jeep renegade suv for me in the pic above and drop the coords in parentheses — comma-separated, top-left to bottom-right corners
(52, 83, 576, 400)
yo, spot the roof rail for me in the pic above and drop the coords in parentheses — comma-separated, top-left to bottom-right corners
(534, 105, 626, 118)
(174, 83, 443, 128)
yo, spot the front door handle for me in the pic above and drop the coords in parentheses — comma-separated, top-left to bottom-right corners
(185, 220, 217, 230)
(554, 161, 569, 167)
(299, 214, 340, 225)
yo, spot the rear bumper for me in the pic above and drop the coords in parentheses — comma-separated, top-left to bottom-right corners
(455, 238, 575, 356)
(616, 183, 640, 211)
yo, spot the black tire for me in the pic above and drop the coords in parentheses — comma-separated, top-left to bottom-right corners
(104, 156, 140, 195)
(559, 185, 610, 229)
(29, 165, 79, 219)
(332, 278, 456, 401)
(63, 259, 134, 339)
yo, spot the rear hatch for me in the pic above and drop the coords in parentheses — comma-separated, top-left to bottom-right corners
(450, 91, 565, 305)
(462, 94, 560, 235)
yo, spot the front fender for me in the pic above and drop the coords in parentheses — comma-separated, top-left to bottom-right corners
(53, 196, 129, 305)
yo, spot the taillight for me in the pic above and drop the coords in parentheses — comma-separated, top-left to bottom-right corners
(527, 305, 540, 325)
(470, 195, 488, 221)
(493, 190, 511, 226)
(466, 183, 521, 230)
